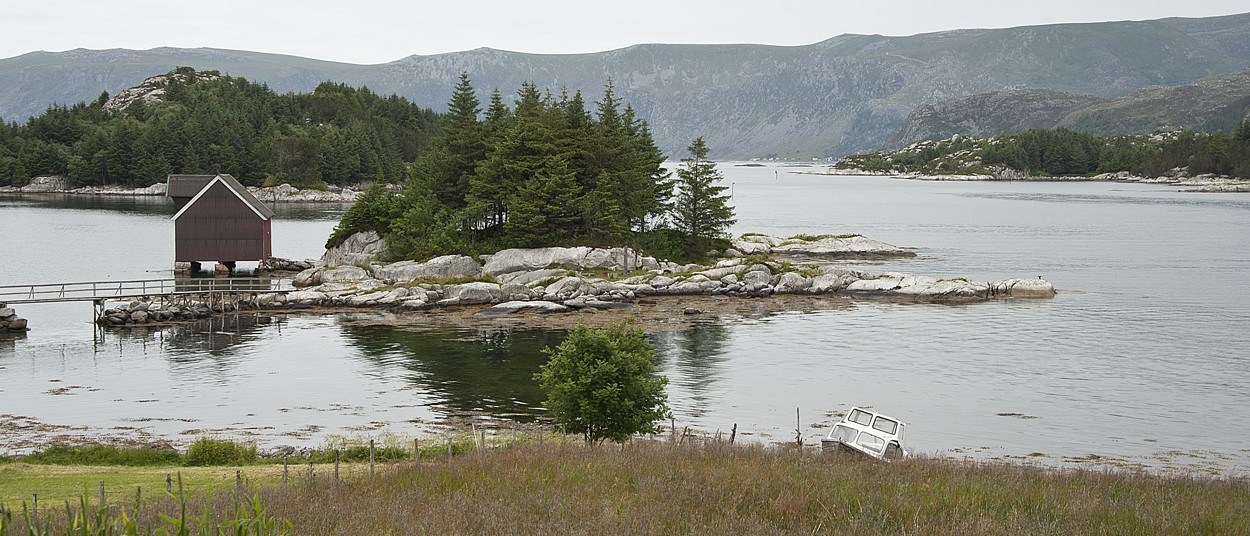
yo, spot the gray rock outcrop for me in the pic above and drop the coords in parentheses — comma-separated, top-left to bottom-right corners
(732, 234, 915, 258)
(372, 255, 482, 282)
(320, 231, 388, 268)
(482, 247, 658, 275)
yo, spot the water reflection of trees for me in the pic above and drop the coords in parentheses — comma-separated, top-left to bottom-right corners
(653, 321, 732, 417)
(95, 313, 286, 371)
(337, 324, 564, 421)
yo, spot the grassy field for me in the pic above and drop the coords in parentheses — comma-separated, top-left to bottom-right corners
(3, 441, 1248, 535)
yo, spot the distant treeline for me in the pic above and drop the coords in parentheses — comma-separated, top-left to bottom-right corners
(842, 123, 1250, 179)
(0, 67, 441, 188)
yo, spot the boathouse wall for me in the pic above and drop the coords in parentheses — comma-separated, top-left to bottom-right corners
(173, 178, 273, 263)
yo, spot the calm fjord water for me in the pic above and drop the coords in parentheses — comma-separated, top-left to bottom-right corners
(3, 164, 1249, 475)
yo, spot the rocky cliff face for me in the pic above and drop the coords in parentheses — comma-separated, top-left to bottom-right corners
(890, 68, 1250, 147)
(102, 70, 219, 112)
(3, 14, 1250, 159)
(889, 89, 1106, 149)
(1058, 68, 1250, 134)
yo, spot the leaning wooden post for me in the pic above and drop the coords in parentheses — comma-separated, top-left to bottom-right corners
(796, 407, 802, 448)
(414, 438, 420, 466)
(730, 423, 737, 445)
(369, 439, 375, 481)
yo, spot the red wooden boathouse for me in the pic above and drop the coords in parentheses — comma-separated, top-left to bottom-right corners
(168, 174, 273, 272)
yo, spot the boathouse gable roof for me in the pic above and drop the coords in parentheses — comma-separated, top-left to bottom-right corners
(170, 174, 274, 221)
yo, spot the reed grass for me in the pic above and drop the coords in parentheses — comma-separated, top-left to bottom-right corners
(4, 441, 1247, 534)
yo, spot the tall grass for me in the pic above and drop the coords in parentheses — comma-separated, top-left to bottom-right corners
(4, 441, 1247, 534)
(0, 475, 290, 535)
(20, 445, 182, 467)
(182, 438, 257, 467)
(266, 442, 1250, 534)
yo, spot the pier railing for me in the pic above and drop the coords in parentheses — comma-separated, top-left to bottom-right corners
(0, 278, 288, 305)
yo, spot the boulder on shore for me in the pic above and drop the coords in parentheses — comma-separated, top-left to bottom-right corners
(373, 255, 482, 282)
(479, 301, 571, 315)
(482, 247, 658, 275)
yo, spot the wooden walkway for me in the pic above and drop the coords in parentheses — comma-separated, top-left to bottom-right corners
(0, 278, 285, 305)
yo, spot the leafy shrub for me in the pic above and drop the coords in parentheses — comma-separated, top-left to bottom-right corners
(535, 320, 670, 444)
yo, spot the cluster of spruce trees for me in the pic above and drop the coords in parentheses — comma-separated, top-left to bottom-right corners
(982, 125, 1250, 178)
(332, 74, 734, 261)
(0, 67, 440, 188)
(850, 124, 1250, 179)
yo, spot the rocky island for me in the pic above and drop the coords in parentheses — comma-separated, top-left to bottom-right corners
(93, 231, 1055, 328)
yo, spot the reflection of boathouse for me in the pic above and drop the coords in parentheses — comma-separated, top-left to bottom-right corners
(168, 174, 273, 273)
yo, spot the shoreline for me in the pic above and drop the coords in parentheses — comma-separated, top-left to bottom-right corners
(0, 176, 362, 202)
(802, 168, 1250, 192)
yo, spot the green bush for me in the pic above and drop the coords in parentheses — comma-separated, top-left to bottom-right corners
(183, 437, 258, 466)
(535, 320, 670, 444)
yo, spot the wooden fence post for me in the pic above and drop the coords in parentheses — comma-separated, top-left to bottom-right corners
(796, 407, 802, 448)
(730, 423, 737, 445)
(369, 439, 375, 480)
(99, 480, 105, 508)
(282, 457, 288, 490)
(334, 449, 340, 484)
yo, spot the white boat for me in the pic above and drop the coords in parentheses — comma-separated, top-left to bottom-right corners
(821, 406, 908, 460)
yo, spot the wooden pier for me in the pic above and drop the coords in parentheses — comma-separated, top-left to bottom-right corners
(0, 278, 289, 324)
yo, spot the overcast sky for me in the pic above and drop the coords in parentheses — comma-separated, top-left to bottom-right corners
(2, 1, 1247, 64)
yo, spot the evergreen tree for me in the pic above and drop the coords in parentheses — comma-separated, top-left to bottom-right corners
(1236, 120, 1250, 143)
(505, 155, 583, 246)
(418, 72, 484, 208)
(672, 137, 736, 254)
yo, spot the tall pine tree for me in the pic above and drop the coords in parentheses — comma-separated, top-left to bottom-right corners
(672, 137, 735, 254)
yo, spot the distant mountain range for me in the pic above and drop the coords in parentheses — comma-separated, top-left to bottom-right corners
(3, 12, 1250, 159)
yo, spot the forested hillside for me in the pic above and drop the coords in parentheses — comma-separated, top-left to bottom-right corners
(0, 68, 441, 188)
(838, 124, 1250, 179)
